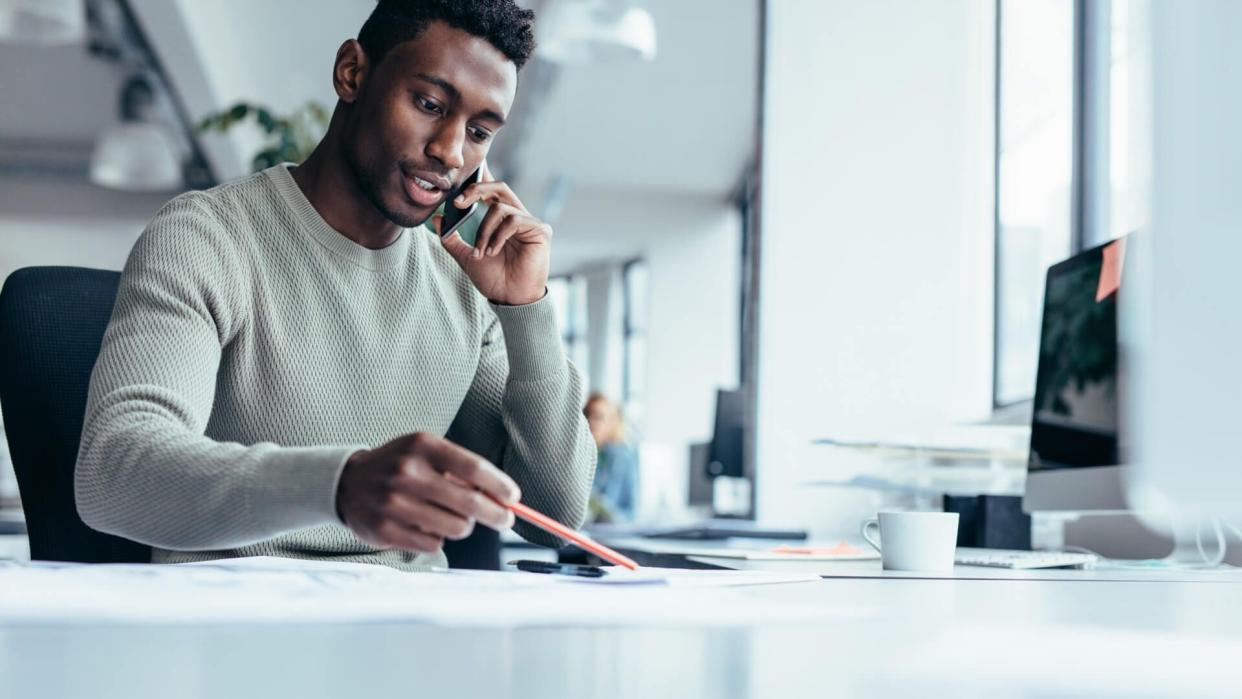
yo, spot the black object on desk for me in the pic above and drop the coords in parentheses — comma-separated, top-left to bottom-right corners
(643, 522, 808, 541)
(586, 520, 808, 541)
(512, 559, 606, 577)
(944, 494, 1032, 550)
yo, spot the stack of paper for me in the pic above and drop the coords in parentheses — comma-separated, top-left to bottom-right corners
(0, 557, 833, 628)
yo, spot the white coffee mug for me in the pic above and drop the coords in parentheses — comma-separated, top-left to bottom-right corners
(860, 511, 959, 572)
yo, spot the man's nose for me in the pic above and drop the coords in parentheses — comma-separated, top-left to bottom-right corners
(425, 124, 466, 171)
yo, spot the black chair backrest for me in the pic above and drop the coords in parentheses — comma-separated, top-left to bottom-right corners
(0, 265, 501, 569)
(0, 266, 150, 562)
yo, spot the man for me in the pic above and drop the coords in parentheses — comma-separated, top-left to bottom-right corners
(74, 0, 595, 571)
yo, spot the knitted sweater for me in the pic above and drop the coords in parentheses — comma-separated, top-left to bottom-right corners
(74, 164, 595, 571)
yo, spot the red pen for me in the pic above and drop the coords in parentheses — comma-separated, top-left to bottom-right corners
(500, 498, 640, 571)
(446, 473, 640, 570)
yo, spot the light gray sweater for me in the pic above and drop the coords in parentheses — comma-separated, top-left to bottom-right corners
(74, 164, 595, 571)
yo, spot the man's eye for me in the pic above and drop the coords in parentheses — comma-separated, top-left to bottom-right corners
(418, 98, 444, 115)
(470, 128, 492, 142)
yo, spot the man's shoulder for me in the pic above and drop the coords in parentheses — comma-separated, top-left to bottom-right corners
(142, 169, 285, 253)
(156, 169, 275, 226)
(131, 173, 280, 279)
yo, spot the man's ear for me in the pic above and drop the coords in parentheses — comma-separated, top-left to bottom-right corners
(333, 39, 369, 104)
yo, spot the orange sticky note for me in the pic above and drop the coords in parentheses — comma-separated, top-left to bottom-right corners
(772, 542, 863, 556)
(1096, 238, 1127, 302)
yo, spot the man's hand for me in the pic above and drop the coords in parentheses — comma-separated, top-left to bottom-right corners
(436, 162, 550, 306)
(336, 432, 520, 553)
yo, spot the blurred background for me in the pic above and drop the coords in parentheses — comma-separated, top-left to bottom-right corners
(0, 0, 1154, 542)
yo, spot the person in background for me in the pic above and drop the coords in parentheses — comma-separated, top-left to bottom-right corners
(583, 394, 638, 522)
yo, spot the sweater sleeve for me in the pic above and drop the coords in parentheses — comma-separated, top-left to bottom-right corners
(446, 295, 596, 548)
(74, 195, 362, 551)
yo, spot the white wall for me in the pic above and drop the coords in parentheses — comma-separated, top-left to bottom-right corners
(553, 188, 742, 518)
(756, 0, 996, 535)
(0, 178, 163, 279)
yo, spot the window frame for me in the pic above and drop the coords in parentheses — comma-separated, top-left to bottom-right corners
(620, 258, 646, 405)
(992, 0, 1108, 408)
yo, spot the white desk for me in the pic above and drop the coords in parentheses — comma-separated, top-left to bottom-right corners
(0, 534, 28, 561)
(3, 568, 1241, 698)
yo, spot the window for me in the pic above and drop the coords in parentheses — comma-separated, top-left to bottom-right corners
(546, 275, 589, 377)
(1106, 0, 1150, 242)
(621, 259, 647, 425)
(994, 0, 1076, 406)
(993, 0, 1150, 406)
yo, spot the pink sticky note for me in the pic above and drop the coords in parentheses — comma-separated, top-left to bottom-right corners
(1096, 238, 1127, 302)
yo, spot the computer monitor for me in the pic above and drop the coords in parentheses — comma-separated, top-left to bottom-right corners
(706, 389, 745, 479)
(1023, 237, 1130, 513)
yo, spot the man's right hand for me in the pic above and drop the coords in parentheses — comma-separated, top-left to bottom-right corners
(335, 432, 520, 553)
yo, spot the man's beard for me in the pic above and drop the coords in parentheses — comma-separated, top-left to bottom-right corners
(345, 151, 430, 230)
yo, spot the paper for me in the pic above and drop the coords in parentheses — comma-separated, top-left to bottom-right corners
(0, 557, 834, 628)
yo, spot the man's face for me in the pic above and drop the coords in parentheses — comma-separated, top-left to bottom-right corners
(342, 21, 518, 228)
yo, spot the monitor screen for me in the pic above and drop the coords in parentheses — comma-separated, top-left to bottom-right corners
(1028, 238, 1126, 472)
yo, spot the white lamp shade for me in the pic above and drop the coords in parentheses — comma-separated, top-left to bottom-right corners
(0, 0, 85, 45)
(537, 3, 657, 64)
(90, 122, 183, 192)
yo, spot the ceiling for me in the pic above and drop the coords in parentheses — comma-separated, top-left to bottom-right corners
(1, 0, 760, 271)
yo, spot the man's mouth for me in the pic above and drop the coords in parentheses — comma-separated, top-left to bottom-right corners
(402, 170, 451, 208)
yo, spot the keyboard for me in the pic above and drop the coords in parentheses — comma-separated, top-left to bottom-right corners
(954, 548, 1099, 569)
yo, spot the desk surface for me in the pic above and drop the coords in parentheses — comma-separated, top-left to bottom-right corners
(4, 571, 1242, 698)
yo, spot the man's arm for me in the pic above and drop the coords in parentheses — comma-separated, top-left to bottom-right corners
(74, 195, 361, 551)
(446, 297, 595, 548)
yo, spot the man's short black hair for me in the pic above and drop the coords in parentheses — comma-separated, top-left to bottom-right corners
(358, 0, 537, 70)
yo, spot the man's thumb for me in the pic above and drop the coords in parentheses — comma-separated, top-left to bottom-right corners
(437, 218, 473, 262)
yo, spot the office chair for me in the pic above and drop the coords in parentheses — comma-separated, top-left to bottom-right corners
(0, 266, 148, 562)
(0, 266, 500, 569)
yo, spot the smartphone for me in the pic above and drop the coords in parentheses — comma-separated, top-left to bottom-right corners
(439, 163, 488, 247)
(510, 559, 606, 578)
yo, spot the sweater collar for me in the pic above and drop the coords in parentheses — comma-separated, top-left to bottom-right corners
(266, 163, 412, 270)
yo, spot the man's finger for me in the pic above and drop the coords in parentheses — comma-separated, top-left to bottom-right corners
(485, 215, 529, 257)
(402, 433, 521, 503)
(381, 492, 475, 540)
(395, 463, 514, 530)
(470, 203, 512, 260)
(456, 181, 523, 211)
(439, 229, 475, 265)
(433, 474, 515, 530)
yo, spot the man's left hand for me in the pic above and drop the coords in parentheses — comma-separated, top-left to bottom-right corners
(436, 163, 550, 306)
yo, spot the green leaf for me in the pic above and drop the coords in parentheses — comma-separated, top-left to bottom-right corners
(256, 108, 277, 134)
(252, 149, 279, 172)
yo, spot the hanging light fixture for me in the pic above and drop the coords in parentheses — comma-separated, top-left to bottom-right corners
(0, 0, 85, 45)
(90, 73, 183, 191)
(537, 1, 657, 64)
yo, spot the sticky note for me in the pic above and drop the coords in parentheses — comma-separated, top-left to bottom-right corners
(1096, 238, 1127, 302)
(772, 542, 864, 556)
